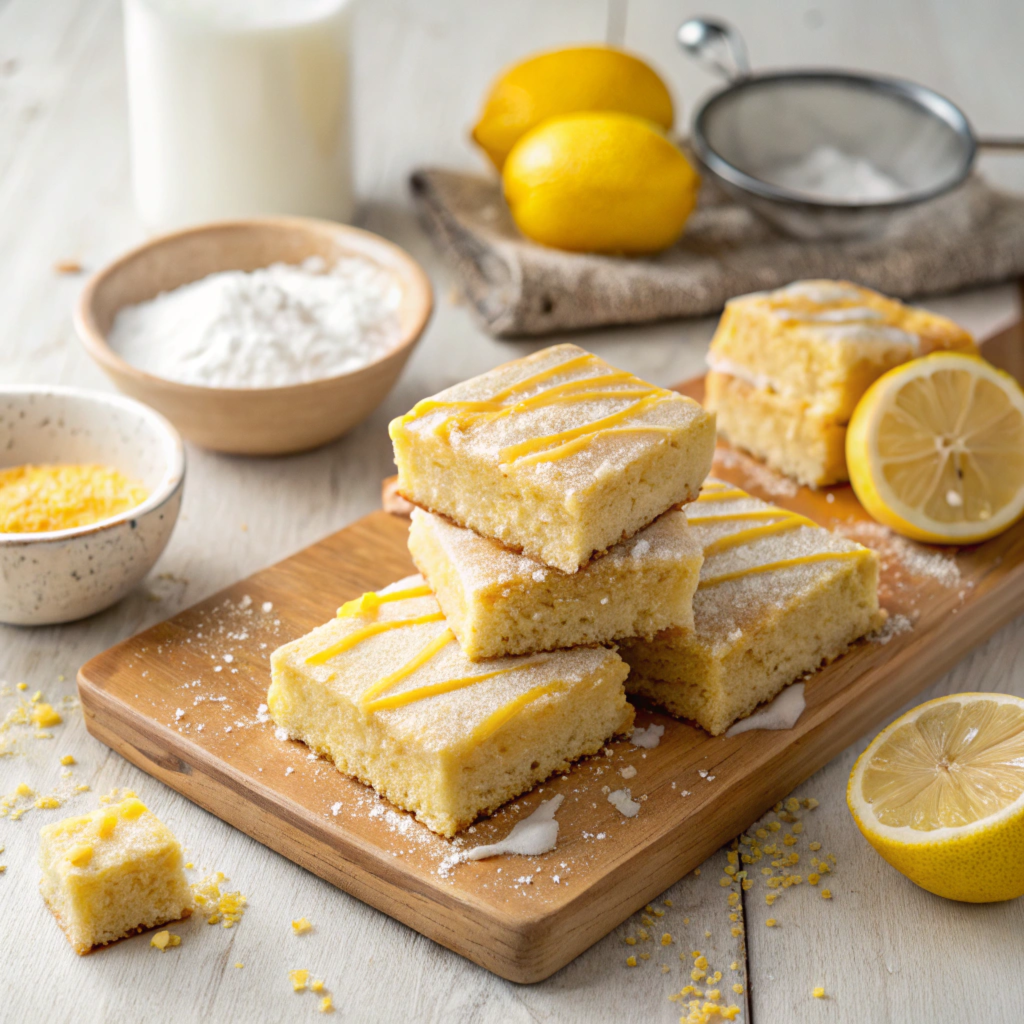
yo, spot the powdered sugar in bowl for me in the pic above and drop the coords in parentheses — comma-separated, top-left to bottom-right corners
(76, 218, 433, 455)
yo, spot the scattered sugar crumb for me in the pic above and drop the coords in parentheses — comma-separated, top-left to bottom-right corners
(619, 765, 637, 779)
(712, 447, 799, 497)
(630, 723, 665, 749)
(834, 520, 961, 586)
(868, 613, 914, 645)
(608, 789, 641, 818)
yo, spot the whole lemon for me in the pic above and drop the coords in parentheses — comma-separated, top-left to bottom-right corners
(472, 46, 674, 171)
(503, 112, 700, 254)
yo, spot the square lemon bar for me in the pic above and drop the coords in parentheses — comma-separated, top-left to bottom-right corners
(408, 506, 703, 660)
(706, 280, 976, 486)
(390, 344, 716, 573)
(619, 480, 883, 736)
(38, 797, 193, 955)
(268, 576, 633, 837)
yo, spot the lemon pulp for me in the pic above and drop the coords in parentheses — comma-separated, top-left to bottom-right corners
(848, 693, 1024, 902)
(859, 697, 1024, 830)
(847, 353, 1024, 543)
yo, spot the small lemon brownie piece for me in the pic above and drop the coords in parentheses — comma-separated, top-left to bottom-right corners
(706, 372, 849, 488)
(268, 576, 633, 836)
(619, 480, 883, 736)
(706, 280, 976, 485)
(390, 344, 715, 573)
(38, 797, 193, 955)
(408, 507, 703, 660)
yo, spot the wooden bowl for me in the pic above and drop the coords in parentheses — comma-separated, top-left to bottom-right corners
(75, 218, 433, 455)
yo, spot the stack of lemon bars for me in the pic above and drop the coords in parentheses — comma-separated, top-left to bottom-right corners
(269, 340, 883, 838)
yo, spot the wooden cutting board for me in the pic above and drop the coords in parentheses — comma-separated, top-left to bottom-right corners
(78, 320, 1024, 984)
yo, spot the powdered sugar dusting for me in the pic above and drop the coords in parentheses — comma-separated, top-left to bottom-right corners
(712, 447, 799, 498)
(834, 520, 961, 587)
(869, 613, 914, 645)
(110, 255, 402, 388)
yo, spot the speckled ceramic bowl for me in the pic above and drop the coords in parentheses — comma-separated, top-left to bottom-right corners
(0, 387, 185, 625)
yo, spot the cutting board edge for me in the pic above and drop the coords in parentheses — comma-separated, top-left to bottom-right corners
(75, 511, 1024, 982)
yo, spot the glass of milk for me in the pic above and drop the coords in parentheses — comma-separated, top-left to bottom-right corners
(123, 0, 355, 230)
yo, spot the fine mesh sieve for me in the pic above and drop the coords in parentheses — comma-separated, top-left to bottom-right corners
(679, 18, 979, 239)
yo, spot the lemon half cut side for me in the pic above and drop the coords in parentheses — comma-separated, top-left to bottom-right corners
(848, 692, 1024, 903)
(846, 352, 1024, 544)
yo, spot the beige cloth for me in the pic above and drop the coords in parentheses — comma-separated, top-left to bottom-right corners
(410, 168, 1024, 338)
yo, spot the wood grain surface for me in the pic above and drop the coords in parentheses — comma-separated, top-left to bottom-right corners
(78, 316, 1024, 982)
(4, 1, 1024, 1021)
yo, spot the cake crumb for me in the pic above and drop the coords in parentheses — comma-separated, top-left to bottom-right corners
(150, 930, 180, 951)
(289, 969, 310, 992)
(292, 917, 313, 934)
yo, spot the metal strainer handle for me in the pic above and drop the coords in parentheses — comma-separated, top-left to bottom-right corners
(677, 17, 751, 81)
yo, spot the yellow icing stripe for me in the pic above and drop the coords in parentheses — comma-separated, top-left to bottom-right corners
(337, 585, 433, 618)
(499, 392, 668, 465)
(359, 628, 455, 705)
(363, 661, 545, 714)
(467, 682, 566, 747)
(487, 352, 598, 404)
(437, 378, 651, 438)
(702, 514, 817, 556)
(687, 509, 796, 525)
(306, 613, 444, 666)
(401, 353, 600, 431)
(505, 381, 652, 414)
(699, 550, 869, 589)
(511, 425, 676, 468)
(695, 487, 748, 502)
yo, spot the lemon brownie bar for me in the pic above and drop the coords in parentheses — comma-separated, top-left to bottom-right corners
(39, 797, 193, 955)
(408, 506, 703, 660)
(390, 344, 716, 573)
(619, 480, 883, 736)
(268, 576, 633, 836)
(706, 280, 976, 486)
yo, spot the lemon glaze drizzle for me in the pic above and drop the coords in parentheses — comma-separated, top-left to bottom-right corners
(686, 508, 798, 525)
(698, 550, 870, 589)
(399, 351, 680, 465)
(337, 584, 433, 618)
(310, 588, 566, 728)
(498, 392, 670, 465)
(363, 658, 548, 713)
(358, 628, 456, 705)
(468, 682, 566, 747)
(695, 487, 748, 502)
(305, 612, 444, 666)
(701, 513, 817, 557)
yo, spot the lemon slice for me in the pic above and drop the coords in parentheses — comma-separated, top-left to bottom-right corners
(848, 693, 1024, 902)
(846, 352, 1024, 543)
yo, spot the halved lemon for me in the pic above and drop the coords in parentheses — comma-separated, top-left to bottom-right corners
(848, 693, 1024, 902)
(846, 352, 1024, 543)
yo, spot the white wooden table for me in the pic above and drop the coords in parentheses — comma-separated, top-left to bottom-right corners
(2, 2, 1023, 1021)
